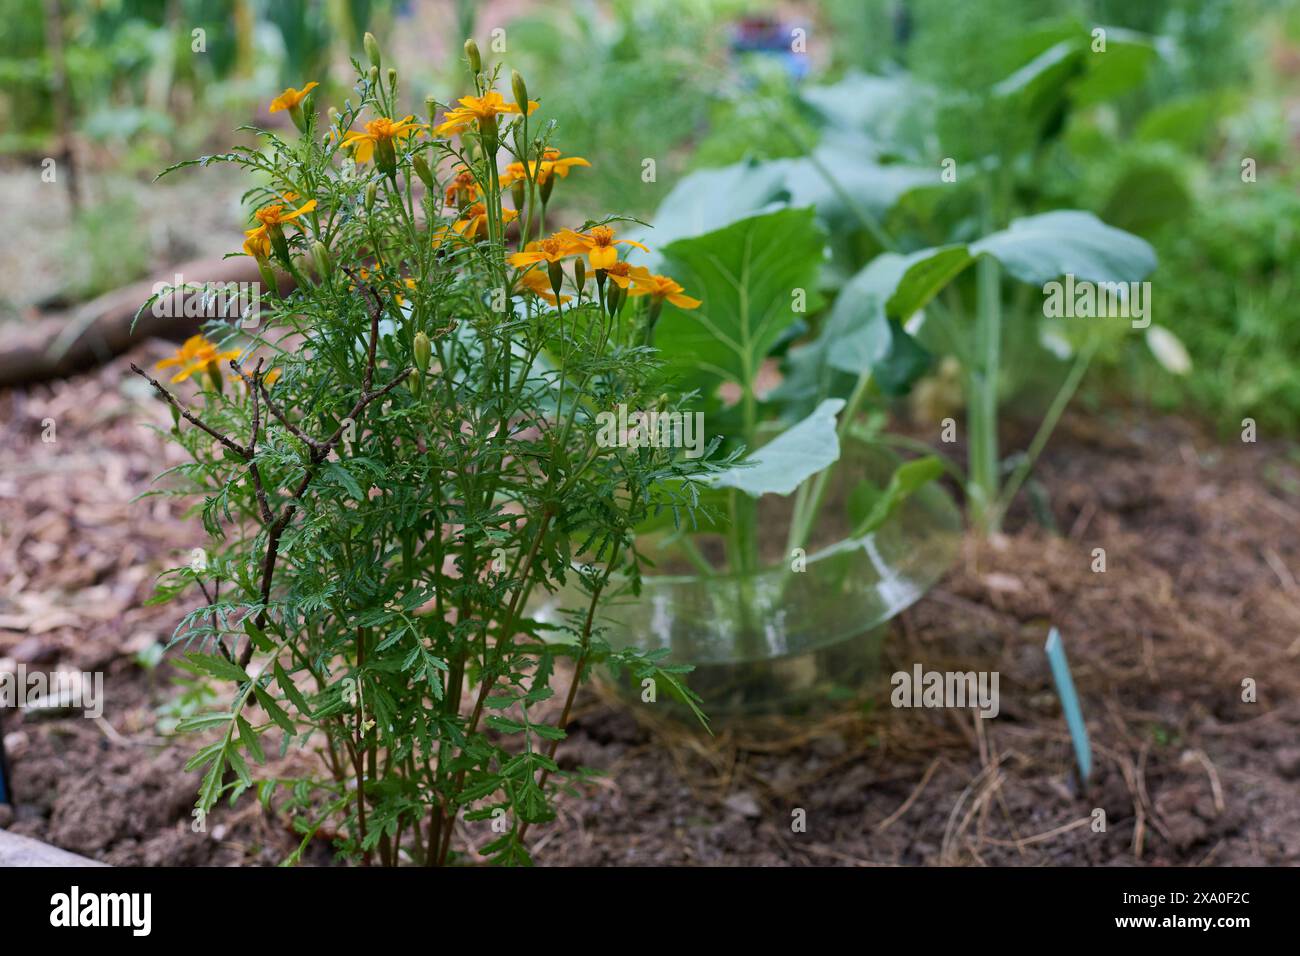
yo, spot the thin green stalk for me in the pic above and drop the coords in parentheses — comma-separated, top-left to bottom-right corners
(990, 342, 1096, 529)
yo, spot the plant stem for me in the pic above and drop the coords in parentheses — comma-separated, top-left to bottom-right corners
(968, 242, 1003, 531)
(990, 342, 1096, 529)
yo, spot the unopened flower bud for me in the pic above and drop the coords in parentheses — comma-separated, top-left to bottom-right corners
(364, 32, 382, 70)
(464, 39, 481, 75)
(365, 181, 378, 212)
(367, 65, 379, 86)
(387, 67, 398, 90)
(310, 240, 333, 281)
(412, 154, 435, 191)
(573, 258, 586, 295)
(541, 173, 555, 205)
(510, 180, 525, 210)
(511, 70, 529, 112)
(413, 331, 431, 373)
(425, 96, 437, 122)
(547, 259, 564, 297)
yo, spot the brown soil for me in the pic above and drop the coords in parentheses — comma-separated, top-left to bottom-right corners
(2, 348, 1298, 866)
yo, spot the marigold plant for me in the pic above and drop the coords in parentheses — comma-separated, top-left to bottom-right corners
(137, 37, 721, 865)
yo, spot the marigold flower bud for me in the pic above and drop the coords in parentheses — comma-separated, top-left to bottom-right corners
(510, 180, 525, 211)
(412, 154, 435, 192)
(310, 240, 333, 281)
(365, 181, 378, 212)
(464, 39, 481, 75)
(573, 258, 586, 295)
(425, 96, 437, 121)
(364, 32, 382, 70)
(413, 331, 431, 373)
(387, 67, 398, 90)
(547, 259, 564, 297)
(367, 65, 379, 87)
(511, 71, 529, 113)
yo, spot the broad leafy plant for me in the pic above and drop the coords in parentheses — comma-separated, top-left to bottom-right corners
(633, 19, 1165, 544)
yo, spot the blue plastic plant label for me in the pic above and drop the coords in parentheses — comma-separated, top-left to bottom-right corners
(1045, 627, 1092, 782)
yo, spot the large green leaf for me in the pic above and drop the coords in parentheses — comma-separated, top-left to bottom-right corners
(630, 158, 792, 270)
(771, 251, 933, 419)
(655, 207, 826, 401)
(706, 399, 845, 497)
(970, 210, 1157, 284)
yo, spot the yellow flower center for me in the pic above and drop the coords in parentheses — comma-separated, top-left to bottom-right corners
(588, 226, 615, 247)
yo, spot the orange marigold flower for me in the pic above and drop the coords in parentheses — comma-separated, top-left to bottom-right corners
(252, 198, 317, 228)
(340, 115, 426, 164)
(432, 203, 519, 247)
(499, 149, 591, 188)
(444, 168, 480, 207)
(603, 260, 653, 290)
(507, 234, 578, 269)
(556, 225, 648, 271)
(156, 334, 242, 384)
(626, 272, 701, 310)
(434, 91, 538, 137)
(242, 229, 272, 259)
(243, 198, 317, 257)
(269, 82, 318, 114)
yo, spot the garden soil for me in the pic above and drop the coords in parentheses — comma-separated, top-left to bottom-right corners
(2, 346, 1297, 866)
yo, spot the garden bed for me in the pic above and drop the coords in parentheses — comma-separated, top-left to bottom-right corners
(1, 346, 1297, 866)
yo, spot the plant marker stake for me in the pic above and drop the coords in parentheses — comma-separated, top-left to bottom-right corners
(1045, 627, 1091, 784)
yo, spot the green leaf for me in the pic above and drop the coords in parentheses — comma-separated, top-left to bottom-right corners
(273, 661, 312, 717)
(631, 158, 792, 269)
(183, 652, 249, 684)
(253, 684, 296, 735)
(325, 461, 366, 501)
(971, 210, 1158, 285)
(484, 715, 525, 734)
(706, 398, 844, 497)
(849, 456, 946, 537)
(655, 207, 826, 402)
(236, 715, 266, 764)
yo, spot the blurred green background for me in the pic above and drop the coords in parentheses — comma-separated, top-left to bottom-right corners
(2, 0, 1298, 435)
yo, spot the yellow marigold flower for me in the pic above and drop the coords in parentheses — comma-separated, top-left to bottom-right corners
(517, 265, 571, 306)
(627, 273, 701, 310)
(500, 149, 591, 188)
(156, 334, 242, 384)
(269, 82, 318, 114)
(434, 91, 538, 137)
(341, 115, 425, 165)
(432, 203, 519, 247)
(557, 225, 648, 271)
(603, 260, 653, 290)
(507, 234, 577, 269)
